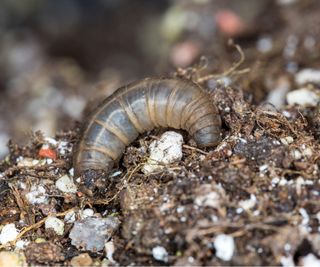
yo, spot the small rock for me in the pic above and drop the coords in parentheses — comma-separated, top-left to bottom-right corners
(195, 191, 220, 208)
(55, 175, 77, 193)
(70, 253, 93, 267)
(0, 251, 27, 267)
(105, 241, 115, 263)
(80, 208, 94, 219)
(291, 149, 302, 160)
(69, 216, 120, 252)
(25, 185, 48, 205)
(64, 210, 76, 223)
(152, 246, 169, 263)
(25, 242, 64, 264)
(266, 77, 290, 108)
(257, 36, 273, 53)
(17, 157, 42, 167)
(194, 184, 225, 209)
(15, 240, 29, 250)
(295, 68, 320, 85)
(214, 234, 235, 261)
(239, 194, 257, 210)
(299, 253, 320, 267)
(280, 136, 294, 145)
(286, 88, 319, 107)
(0, 223, 19, 245)
(45, 217, 64, 236)
(142, 131, 183, 174)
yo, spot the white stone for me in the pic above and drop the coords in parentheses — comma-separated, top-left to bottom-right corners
(17, 157, 42, 167)
(286, 88, 319, 107)
(299, 208, 309, 225)
(69, 217, 119, 252)
(105, 241, 115, 263)
(259, 164, 268, 172)
(45, 216, 64, 235)
(214, 234, 235, 261)
(257, 36, 273, 53)
(80, 209, 94, 219)
(25, 185, 48, 204)
(152, 246, 168, 262)
(55, 175, 77, 193)
(280, 136, 294, 145)
(64, 211, 76, 223)
(239, 195, 257, 210)
(15, 239, 29, 250)
(195, 191, 220, 208)
(291, 149, 302, 160)
(0, 223, 19, 245)
(300, 253, 320, 267)
(280, 255, 295, 267)
(69, 168, 74, 177)
(295, 68, 320, 85)
(302, 147, 313, 158)
(142, 131, 183, 174)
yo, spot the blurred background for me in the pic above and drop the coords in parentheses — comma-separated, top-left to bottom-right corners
(0, 0, 320, 158)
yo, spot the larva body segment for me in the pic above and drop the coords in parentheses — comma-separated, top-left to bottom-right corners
(74, 78, 221, 175)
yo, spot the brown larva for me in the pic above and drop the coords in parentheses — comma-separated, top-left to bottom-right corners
(73, 77, 221, 176)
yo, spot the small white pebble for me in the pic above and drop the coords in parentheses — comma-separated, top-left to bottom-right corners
(239, 195, 257, 211)
(284, 243, 291, 252)
(68, 168, 74, 177)
(45, 216, 64, 235)
(259, 164, 268, 172)
(64, 210, 76, 223)
(291, 149, 302, 160)
(143, 131, 183, 174)
(257, 36, 273, 53)
(214, 234, 235, 261)
(300, 253, 320, 267)
(236, 208, 243, 214)
(279, 178, 288, 186)
(280, 255, 295, 267)
(272, 177, 280, 186)
(302, 147, 313, 158)
(295, 68, 320, 86)
(280, 136, 294, 145)
(80, 209, 94, 219)
(105, 241, 115, 263)
(299, 208, 309, 225)
(46, 158, 53, 164)
(286, 88, 319, 107)
(0, 224, 19, 245)
(15, 239, 29, 250)
(55, 175, 77, 193)
(152, 246, 168, 262)
(25, 185, 48, 205)
(176, 206, 185, 213)
(110, 170, 122, 177)
(195, 191, 220, 208)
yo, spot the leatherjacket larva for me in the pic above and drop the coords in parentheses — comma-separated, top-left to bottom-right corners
(74, 77, 221, 176)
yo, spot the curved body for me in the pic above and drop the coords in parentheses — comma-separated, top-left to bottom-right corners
(74, 78, 221, 175)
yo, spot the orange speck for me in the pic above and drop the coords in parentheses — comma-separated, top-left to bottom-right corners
(215, 9, 246, 37)
(39, 148, 57, 160)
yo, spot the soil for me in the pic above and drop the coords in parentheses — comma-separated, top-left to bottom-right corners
(0, 0, 320, 266)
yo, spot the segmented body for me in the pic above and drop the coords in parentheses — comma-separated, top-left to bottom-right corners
(74, 78, 221, 175)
